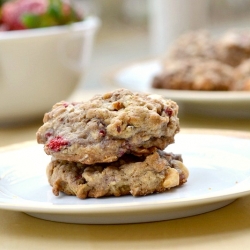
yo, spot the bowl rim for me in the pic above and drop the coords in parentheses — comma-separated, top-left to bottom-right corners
(0, 16, 101, 40)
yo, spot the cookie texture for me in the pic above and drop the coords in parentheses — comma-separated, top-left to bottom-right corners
(47, 150, 189, 199)
(152, 59, 235, 91)
(37, 89, 179, 165)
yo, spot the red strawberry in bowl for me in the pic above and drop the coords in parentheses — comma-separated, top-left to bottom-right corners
(0, 0, 82, 31)
(1, 0, 48, 30)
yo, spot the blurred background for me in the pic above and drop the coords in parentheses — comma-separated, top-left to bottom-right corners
(1, 0, 250, 126)
(77, 0, 250, 89)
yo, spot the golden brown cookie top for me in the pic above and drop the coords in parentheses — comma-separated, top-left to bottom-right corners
(37, 89, 180, 164)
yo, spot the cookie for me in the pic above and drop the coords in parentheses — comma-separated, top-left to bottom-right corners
(234, 59, 250, 90)
(37, 89, 179, 165)
(47, 150, 189, 199)
(216, 30, 250, 67)
(167, 30, 217, 61)
(152, 59, 235, 91)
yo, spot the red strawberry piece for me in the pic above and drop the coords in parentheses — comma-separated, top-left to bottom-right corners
(165, 107, 173, 117)
(47, 136, 69, 152)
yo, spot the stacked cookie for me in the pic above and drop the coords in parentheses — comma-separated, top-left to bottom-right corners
(36, 89, 189, 199)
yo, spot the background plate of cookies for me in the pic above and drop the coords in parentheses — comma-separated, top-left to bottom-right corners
(106, 30, 250, 118)
(106, 59, 250, 118)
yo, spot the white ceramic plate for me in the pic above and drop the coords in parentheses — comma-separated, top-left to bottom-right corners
(1, 130, 250, 224)
(108, 59, 250, 118)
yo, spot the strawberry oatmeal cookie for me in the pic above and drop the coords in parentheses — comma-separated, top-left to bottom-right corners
(47, 150, 189, 199)
(37, 88, 180, 165)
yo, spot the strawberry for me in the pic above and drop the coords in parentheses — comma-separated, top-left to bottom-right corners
(1, 0, 48, 30)
(0, 0, 82, 30)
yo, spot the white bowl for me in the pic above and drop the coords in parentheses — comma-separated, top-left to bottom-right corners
(0, 16, 100, 125)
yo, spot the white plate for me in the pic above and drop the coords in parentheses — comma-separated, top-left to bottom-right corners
(108, 60, 250, 118)
(1, 130, 250, 224)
